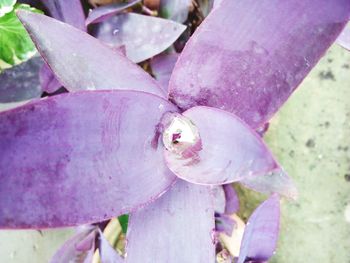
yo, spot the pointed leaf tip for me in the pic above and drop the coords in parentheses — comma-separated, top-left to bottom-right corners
(17, 10, 165, 97)
(241, 169, 298, 200)
(94, 13, 186, 63)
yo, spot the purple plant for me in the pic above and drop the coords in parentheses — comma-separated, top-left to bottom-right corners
(0, 0, 349, 262)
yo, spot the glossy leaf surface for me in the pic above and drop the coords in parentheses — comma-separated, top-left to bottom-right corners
(126, 180, 215, 263)
(0, 90, 177, 228)
(95, 13, 186, 63)
(164, 106, 279, 185)
(17, 11, 165, 97)
(169, 0, 350, 128)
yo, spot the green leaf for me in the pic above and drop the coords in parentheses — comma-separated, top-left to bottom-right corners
(118, 214, 129, 234)
(0, 0, 15, 17)
(0, 3, 42, 70)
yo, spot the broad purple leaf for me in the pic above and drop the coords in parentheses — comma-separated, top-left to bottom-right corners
(169, 0, 350, 129)
(98, 229, 124, 263)
(42, 0, 86, 31)
(126, 180, 215, 263)
(0, 90, 178, 228)
(159, 0, 191, 23)
(39, 63, 61, 93)
(50, 226, 97, 263)
(17, 11, 165, 97)
(237, 195, 280, 263)
(0, 56, 43, 103)
(150, 52, 179, 92)
(94, 13, 186, 63)
(223, 184, 239, 214)
(164, 106, 279, 185)
(337, 23, 350, 50)
(240, 169, 298, 200)
(85, 0, 141, 25)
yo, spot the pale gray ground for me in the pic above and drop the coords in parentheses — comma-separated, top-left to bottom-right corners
(266, 44, 350, 263)
(0, 44, 349, 262)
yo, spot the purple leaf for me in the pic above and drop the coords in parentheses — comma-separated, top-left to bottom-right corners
(160, 0, 192, 23)
(150, 52, 179, 92)
(38, 1, 85, 95)
(168, 0, 350, 129)
(94, 13, 186, 63)
(17, 11, 165, 97)
(39, 63, 62, 93)
(212, 186, 225, 214)
(125, 180, 215, 263)
(237, 195, 280, 263)
(98, 229, 124, 263)
(240, 169, 298, 200)
(50, 225, 97, 263)
(223, 184, 239, 214)
(0, 90, 178, 228)
(337, 24, 350, 50)
(215, 213, 235, 236)
(41, 0, 86, 94)
(42, 0, 86, 31)
(213, 185, 239, 215)
(85, 0, 141, 25)
(0, 57, 43, 103)
(164, 106, 279, 185)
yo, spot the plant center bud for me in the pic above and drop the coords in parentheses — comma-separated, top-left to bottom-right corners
(162, 113, 201, 157)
